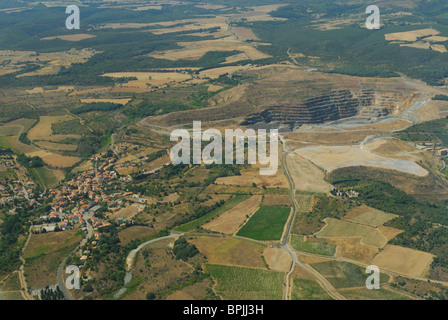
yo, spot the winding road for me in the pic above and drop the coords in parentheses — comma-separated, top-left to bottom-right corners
(280, 148, 344, 300)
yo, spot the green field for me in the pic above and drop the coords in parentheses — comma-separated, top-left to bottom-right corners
(290, 235, 336, 257)
(206, 264, 284, 300)
(33, 167, 60, 188)
(0, 272, 21, 292)
(0, 291, 24, 300)
(311, 261, 390, 289)
(340, 287, 410, 300)
(291, 279, 333, 300)
(236, 206, 291, 241)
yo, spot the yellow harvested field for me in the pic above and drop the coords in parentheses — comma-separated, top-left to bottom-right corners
(80, 98, 131, 105)
(104, 72, 191, 92)
(400, 42, 431, 50)
(108, 205, 139, 220)
(103, 72, 191, 81)
(424, 35, 448, 42)
(431, 44, 447, 53)
(22, 88, 39, 94)
(327, 238, 378, 264)
(35, 141, 77, 152)
(343, 205, 398, 227)
(295, 145, 428, 177)
(286, 153, 331, 193)
(202, 195, 262, 235)
(12, 48, 98, 77)
(249, 4, 289, 13)
(222, 52, 249, 64)
(133, 5, 162, 11)
(207, 84, 224, 92)
(41, 34, 97, 41)
(385, 28, 439, 42)
(98, 22, 160, 29)
(25, 150, 80, 168)
(100, 16, 227, 31)
(262, 247, 292, 272)
(199, 66, 253, 79)
(189, 236, 267, 269)
(69, 87, 110, 96)
(296, 253, 330, 265)
(0, 68, 20, 76)
(149, 22, 224, 35)
(215, 169, 289, 188)
(370, 244, 434, 278)
(377, 225, 404, 241)
(194, 4, 227, 9)
(148, 36, 271, 61)
(316, 218, 388, 248)
(226, 4, 289, 22)
(28, 116, 71, 141)
(232, 27, 259, 41)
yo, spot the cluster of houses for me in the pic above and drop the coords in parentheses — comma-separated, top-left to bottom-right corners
(0, 179, 34, 206)
(330, 186, 360, 198)
(31, 157, 121, 233)
(420, 145, 448, 157)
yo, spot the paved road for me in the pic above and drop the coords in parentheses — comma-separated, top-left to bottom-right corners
(281, 149, 344, 300)
(125, 233, 181, 271)
(57, 216, 94, 301)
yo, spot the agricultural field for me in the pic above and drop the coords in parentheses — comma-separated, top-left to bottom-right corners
(262, 194, 291, 206)
(108, 205, 140, 220)
(286, 153, 331, 193)
(189, 237, 267, 269)
(2, 0, 448, 302)
(370, 245, 434, 278)
(295, 193, 314, 213)
(326, 238, 379, 264)
(123, 241, 211, 300)
(339, 287, 411, 300)
(148, 36, 271, 61)
(310, 261, 390, 290)
(118, 226, 159, 246)
(290, 279, 333, 300)
(236, 206, 291, 241)
(33, 166, 65, 188)
(205, 264, 284, 300)
(202, 195, 261, 235)
(175, 194, 251, 232)
(343, 205, 398, 227)
(262, 247, 292, 272)
(290, 235, 336, 257)
(23, 229, 83, 290)
(385, 28, 447, 53)
(316, 218, 388, 248)
(215, 167, 289, 189)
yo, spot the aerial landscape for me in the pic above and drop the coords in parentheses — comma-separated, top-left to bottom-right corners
(1, 0, 448, 304)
